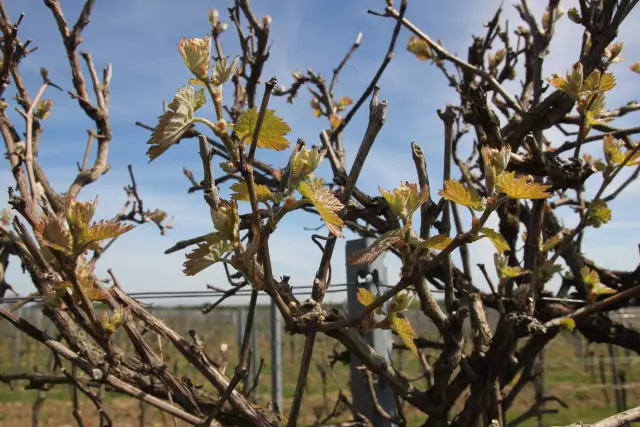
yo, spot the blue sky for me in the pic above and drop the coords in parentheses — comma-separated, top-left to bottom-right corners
(2, 0, 639, 305)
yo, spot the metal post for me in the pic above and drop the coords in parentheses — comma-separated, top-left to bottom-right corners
(250, 311, 259, 401)
(270, 298, 283, 414)
(14, 307, 22, 373)
(346, 237, 396, 427)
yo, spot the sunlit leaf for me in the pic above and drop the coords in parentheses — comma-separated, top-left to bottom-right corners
(230, 181, 275, 204)
(233, 107, 291, 151)
(559, 318, 576, 332)
(380, 182, 430, 219)
(392, 315, 419, 356)
(438, 180, 484, 211)
(586, 199, 611, 228)
(83, 220, 135, 243)
(479, 227, 510, 254)
(419, 234, 453, 251)
(299, 178, 344, 237)
(348, 227, 407, 266)
(496, 171, 552, 200)
(35, 216, 73, 255)
(500, 265, 529, 279)
(183, 239, 233, 276)
(407, 35, 431, 61)
(146, 86, 206, 162)
(357, 288, 376, 307)
(581, 266, 600, 286)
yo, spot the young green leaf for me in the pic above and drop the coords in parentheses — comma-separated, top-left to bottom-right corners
(496, 171, 552, 200)
(438, 180, 484, 211)
(348, 227, 408, 266)
(603, 135, 626, 165)
(146, 86, 206, 162)
(230, 181, 276, 204)
(34, 216, 73, 255)
(586, 199, 612, 228)
(183, 239, 233, 276)
(233, 107, 291, 151)
(82, 220, 135, 244)
(418, 233, 453, 250)
(500, 265, 529, 279)
(298, 178, 344, 238)
(580, 266, 600, 286)
(479, 227, 510, 254)
(211, 56, 239, 86)
(379, 182, 430, 220)
(357, 288, 376, 307)
(35, 99, 54, 120)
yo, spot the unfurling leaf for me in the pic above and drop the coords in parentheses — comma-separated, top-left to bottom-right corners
(299, 178, 344, 237)
(233, 107, 291, 151)
(603, 42, 624, 63)
(348, 227, 407, 266)
(35, 99, 54, 120)
(603, 134, 624, 165)
(481, 145, 511, 194)
(392, 315, 419, 356)
(146, 86, 206, 162)
(211, 200, 239, 239)
(83, 220, 135, 244)
(559, 318, 576, 332)
(586, 199, 611, 228)
(177, 36, 211, 79)
(211, 56, 239, 86)
(546, 62, 583, 99)
(496, 171, 552, 200)
(581, 266, 600, 286)
(65, 196, 98, 233)
(479, 227, 510, 254)
(567, 7, 581, 23)
(488, 49, 506, 72)
(439, 180, 484, 211)
(230, 181, 275, 204)
(357, 288, 376, 307)
(407, 35, 431, 61)
(35, 216, 73, 255)
(102, 307, 131, 335)
(419, 234, 453, 251)
(380, 182, 430, 220)
(183, 239, 233, 276)
(310, 97, 323, 117)
(389, 291, 415, 313)
(329, 114, 342, 130)
(289, 146, 326, 186)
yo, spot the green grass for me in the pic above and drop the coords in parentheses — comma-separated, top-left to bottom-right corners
(1, 307, 639, 426)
